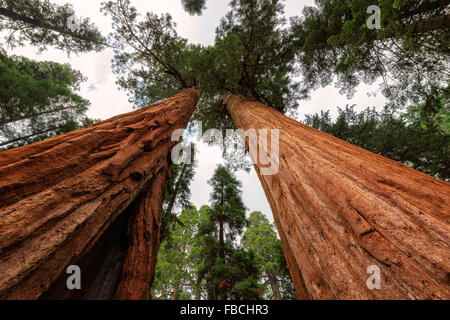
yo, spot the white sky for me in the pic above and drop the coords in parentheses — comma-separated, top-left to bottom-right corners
(5, 0, 387, 223)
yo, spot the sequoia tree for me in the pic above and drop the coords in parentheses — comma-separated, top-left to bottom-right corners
(223, 94, 450, 300)
(0, 88, 201, 300)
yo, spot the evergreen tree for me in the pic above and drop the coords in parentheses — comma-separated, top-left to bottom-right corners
(290, 0, 449, 107)
(242, 211, 296, 299)
(102, 0, 203, 106)
(152, 206, 202, 300)
(161, 143, 197, 242)
(0, 0, 106, 53)
(0, 51, 93, 149)
(195, 165, 262, 300)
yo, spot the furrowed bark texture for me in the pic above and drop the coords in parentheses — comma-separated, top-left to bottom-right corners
(114, 164, 169, 300)
(224, 95, 450, 300)
(0, 88, 201, 299)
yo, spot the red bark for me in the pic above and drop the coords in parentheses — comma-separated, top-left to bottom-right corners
(224, 94, 450, 300)
(114, 164, 169, 300)
(0, 88, 201, 299)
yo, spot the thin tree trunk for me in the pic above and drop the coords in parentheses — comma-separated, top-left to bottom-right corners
(171, 246, 186, 301)
(165, 163, 188, 217)
(0, 124, 69, 147)
(171, 286, 179, 300)
(223, 94, 450, 300)
(195, 285, 202, 300)
(0, 89, 201, 299)
(218, 219, 227, 300)
(0, 7, 105, 45)
(0, 105, 83, 126)
(266, 270, 282, 300)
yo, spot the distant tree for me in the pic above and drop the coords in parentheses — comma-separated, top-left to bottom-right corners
(290, 0, 449, 107)
(304, 95, 450, 181)
(208, 165, 247, 263)
(0, 0, 106, 53)
(242, 211, 296, 300)
(195, 166, 262, 300)
(0, 51, 94, 149)
(161, 144, 197, 242)
(181, 0, 207, 16)
(152, 206, 202, 300)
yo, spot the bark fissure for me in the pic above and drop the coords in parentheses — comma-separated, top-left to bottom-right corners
(224, 94, 450, 300)
(0, 89, 201, 299)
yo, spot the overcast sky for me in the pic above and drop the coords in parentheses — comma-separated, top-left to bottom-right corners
(7, 0, 387, 223)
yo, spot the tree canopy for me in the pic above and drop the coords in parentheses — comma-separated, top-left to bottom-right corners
(0, 51, 92, 149)
(242, 211, 296, 299)
(290, 0, 449, 107)
(0, 0, 106, 53)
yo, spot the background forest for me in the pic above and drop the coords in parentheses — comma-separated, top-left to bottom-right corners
(0, 0, 448, 300)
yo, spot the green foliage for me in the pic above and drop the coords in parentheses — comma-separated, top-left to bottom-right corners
(181, 0, 207, 16)
(104, 0, 299, 129)
(102, 0, 203, 106)
(290, 0, 449, 107)
(0, 50, 92, 149)
(152, 206, 203, 300)
(242, 211, 296, 299)
(161, 147, 197, 243)
(208, 165, 247, 240)
(304, 94, 450, 181)
(192, 165, 266, 300)
(0, 0, 105, 53)
(192, 0, 300, 129)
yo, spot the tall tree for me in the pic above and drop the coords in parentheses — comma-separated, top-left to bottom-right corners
(101, 0, 450, 300)
(152, 206, 202, 300)
(0, 0, 106, 53)
(0, 51, 92, 149)
(208, 165, 247, 265)
(160, 159, 197, 242)
(290, 0, 449, 107)
(242, 211, 296, 300)
(196, 166, 262, 300)
(0, 88, 201, 299)
(223, 94, 450, 299)
(191, 0, 299, 131)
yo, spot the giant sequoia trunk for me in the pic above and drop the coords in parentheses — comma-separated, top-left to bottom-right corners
(223, 94, 450, 300)
(0, 88, 201, 300)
